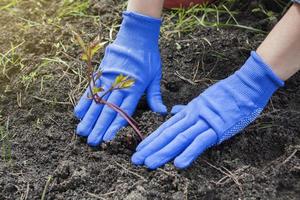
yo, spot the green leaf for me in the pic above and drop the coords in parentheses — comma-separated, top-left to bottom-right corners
(90, 41, 107, 58)
(113, 74, 135, 89)
(113, 74, 126, 86)
(74, 32, 86, 51)
(81, 53, 88, 61)
(92, 87, 104, 94)
(120, 79, 135, 88)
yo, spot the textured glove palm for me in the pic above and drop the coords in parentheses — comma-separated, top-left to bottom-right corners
(74, 12, 167, 146)
(132, 51, 284, 169)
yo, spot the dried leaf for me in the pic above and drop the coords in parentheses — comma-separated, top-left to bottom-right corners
(91, 35, 101, 47)
(74, 32, 86, 51)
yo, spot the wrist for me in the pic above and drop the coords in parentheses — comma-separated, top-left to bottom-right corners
(235, 51, 284, 106)
(113, 11, 161, 50)
(127, 0, 164, 18)
(256, 47, 300, 81)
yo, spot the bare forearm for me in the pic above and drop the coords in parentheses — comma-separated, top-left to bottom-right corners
(257, 3, 300, 81)
(127, 0, 164, 18)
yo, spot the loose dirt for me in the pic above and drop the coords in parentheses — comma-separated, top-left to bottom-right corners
(0, 0, 299, 199)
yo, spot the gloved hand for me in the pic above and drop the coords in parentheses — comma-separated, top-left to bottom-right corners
(132, 51, 284, 169)
(74, 11, 167, 146)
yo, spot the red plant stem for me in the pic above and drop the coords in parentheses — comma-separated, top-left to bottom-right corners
(85, 44, 143, 140)
(87, 61, 101, 105)
(90, 91, 143, 140)
(90, 73, 140, 135)
(101, 99, 144, 140)
(99, 80, 130, 100)
(102, 100, 139, 127)
(99, 86, 113, 100)
(86, 47, 96, 88)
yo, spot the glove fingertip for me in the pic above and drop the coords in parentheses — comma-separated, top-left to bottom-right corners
(87, 136, 102, 147)
(136, 142, 145, 152)
(87, 139, 99, 147)
(136, 137, 152, 151)
(144, 157, 159, 170)
(74, 105, 84, 120)
(147, 92, 168, 115)
(76, 123, 90, 137)
(174, 157, 191, 169)
(102, 132, 116, 142)
(131, 153, 144, 165)
(171, 105, 185, 115)
(151, 104, 168, 115)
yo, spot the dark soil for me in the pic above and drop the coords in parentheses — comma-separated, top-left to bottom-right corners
(0, 0, 299, 199)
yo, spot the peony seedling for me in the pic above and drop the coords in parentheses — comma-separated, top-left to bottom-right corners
(74, 32, 143, 140)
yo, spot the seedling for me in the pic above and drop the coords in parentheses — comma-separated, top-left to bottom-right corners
(74, 32, 143, 140)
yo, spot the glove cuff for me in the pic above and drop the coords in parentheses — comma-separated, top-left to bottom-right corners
(113, 11, 161, 50)
(236, 51, 284, 107)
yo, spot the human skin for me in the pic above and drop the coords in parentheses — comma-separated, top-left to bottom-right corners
(257, 3, 300, 81)
(127, 0, 165, 18)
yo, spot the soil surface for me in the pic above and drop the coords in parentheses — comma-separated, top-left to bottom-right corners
(0, 0, 299, 199)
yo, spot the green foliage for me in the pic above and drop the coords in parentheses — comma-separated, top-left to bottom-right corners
(73, 32, 135, 96)
(251, 4, 278, 21)
(74, 32, 107, 62)
(0, 42, 25, 80)
(0, 0, 21, 11)
(56, 0, 90, 18)
(92, 86, 104, 94)
(0, 125, 11, 162)
(163, 1, 266, 35)
(113, 74, 135, 89)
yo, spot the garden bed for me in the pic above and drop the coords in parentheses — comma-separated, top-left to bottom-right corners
(0, 0, 299, 199)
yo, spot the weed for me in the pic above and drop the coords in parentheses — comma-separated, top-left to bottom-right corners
(162, 1, 266, 36)
(0, 0, 21, 11)
(41, 175, 52, 200)
(0, 124, 11, 162)
(0, 42, 25, 80)
(56, 0, 90, 19)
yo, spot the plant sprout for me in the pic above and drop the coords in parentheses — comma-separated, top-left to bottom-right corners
(74, 32, 143, 140)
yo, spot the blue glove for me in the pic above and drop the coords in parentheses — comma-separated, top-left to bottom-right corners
(74, 11, 167, 146)
(132, 51, 284, 169)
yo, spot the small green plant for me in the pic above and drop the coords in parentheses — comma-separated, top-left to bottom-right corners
(163, 2, 265, 35)
(0, 0, 21, 11)
(74, 33, 143, 140)
(0, 125, 11, 162)
(56, 0, 90, 19)
(0, 42, 24, 80)
(251, 4, 280, 21)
